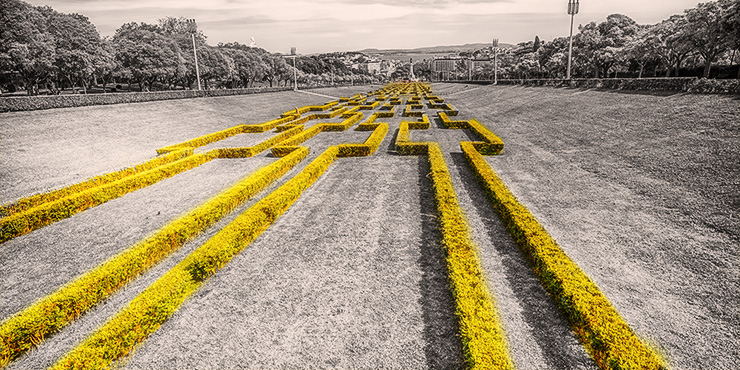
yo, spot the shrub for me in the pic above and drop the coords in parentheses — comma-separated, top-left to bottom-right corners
(426, 143, 514, 369)
(0, 87, 296, 113)
(0, 151, 218, 244)
(393, 121, 515, 368)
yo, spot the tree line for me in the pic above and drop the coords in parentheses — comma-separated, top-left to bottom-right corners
(436, 0, 739, 81)
(0, 0, 380, 95)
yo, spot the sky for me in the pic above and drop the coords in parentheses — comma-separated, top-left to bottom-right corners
(23, 0, 704, 54)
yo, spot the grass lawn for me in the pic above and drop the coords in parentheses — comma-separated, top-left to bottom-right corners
(1, 83, 738, 369)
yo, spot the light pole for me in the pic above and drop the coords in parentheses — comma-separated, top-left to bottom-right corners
(566, 0, 579, 80)
(286, 47, 298, 91)
(186, 19, 202, 91)
(492, 38, 499, 85)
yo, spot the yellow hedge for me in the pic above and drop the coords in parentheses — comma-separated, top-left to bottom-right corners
(426, 143, 514, 370)
(0, 148, 310, 366)
(50, 146, 339, 370)
(337, 123, 388, 157)
(157, 125, 247, 154)
(0, 151, 217, 244)
(460, 142, 667, 370)
(0, 150, 192, 218)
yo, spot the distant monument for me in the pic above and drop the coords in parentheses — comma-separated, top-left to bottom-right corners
(408, 58, 416, 81)
(249, 36, 257, 48)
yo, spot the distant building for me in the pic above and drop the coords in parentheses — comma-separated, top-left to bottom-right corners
(431, 58, 460, 81)
(362, 61, 381, 74)
(467, 58, 491, 70)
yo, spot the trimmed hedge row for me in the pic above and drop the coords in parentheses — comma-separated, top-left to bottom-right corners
(50, 146, 339, 370)
(426, 143, 514, 369)
(461, 142, 666, 370)
(395, 121, 433, 155)
(358, 101, 380, 110)
(393, 113, 515, 368)
(0, 151, 217, 244)
(157, 122, 302, 155)
(337, 122, 389, 157)
(467, 119, 504, 155)
(270, 112, 363, 154)
(280, 101, 338, 118)
(408, 114, 431, 130)
(242, 115, 298, 133)
(437, 114, 504, 155)
(0, 150, 192, 218)
(454, 78, 740, 95)
(0, 148, 310, 366)
(403, 104, 424, 117)
(157, 125, 249, 154)
(0, 126, 303, 244)
(438, 111, 468, 129)
(0, 87, 297, 113)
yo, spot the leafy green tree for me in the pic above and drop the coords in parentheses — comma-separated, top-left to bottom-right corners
(94, 38, 117, 92)
(621, 26, 658, 78)
(537, 37, 569, 78)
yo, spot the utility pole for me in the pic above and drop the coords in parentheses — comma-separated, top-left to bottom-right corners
(187, 19, 202, 91)
(567, 0, 580, 80)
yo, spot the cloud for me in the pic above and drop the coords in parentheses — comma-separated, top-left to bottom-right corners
(22, 0, 707, 53)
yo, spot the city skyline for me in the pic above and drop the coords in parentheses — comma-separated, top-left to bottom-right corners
(23, 0, 704, 54)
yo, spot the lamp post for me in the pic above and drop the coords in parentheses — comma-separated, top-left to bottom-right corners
(187, 19, 201, 91)
(566, 0, 579, 80)
(286, 47, 298, 91)
(492, 38, 499, 85)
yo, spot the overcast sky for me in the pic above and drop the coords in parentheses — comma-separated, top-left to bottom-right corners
(24, 0, 703, 54)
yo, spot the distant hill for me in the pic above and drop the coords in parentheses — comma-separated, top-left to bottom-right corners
(358, 42, 513, 55)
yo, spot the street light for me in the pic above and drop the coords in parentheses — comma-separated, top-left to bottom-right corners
(285, 47, 298, 91)
(187, 19, 202, 91)
(566, 0, 580, 80)
(492, 38, 499, 85)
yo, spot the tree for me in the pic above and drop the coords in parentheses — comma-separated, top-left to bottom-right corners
(642, 15, 693, 77)
(621, 26, 657, 78)
(38, 7, 103, 93)
(534, 35, 541, 52)
(113, 22, 183, 91)
(576, 14, 640, 78)
(683, 0, 731, 78)
(537, 37, 569, 78)
(0, 0, 56, 95)
(718, 0, 740, 77)
(94, 38, 117, 92)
